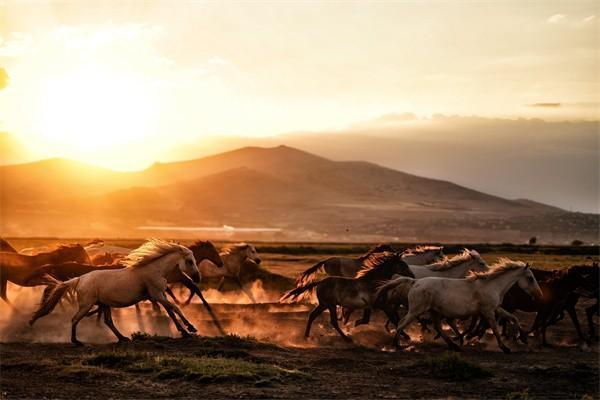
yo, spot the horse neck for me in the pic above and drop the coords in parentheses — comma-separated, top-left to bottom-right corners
(445, 259, 477, 278)
(149, 252, 183, 278)
(480, 268, 525, 299)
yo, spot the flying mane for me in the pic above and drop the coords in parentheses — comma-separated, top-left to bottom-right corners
(356, 251, 400, 278)
(403, 245, 443, 256)
(220, 243, 251, 256)
(428, 249, 484, 271)
(466, 258, 526, 281)
(358, 244, 394, 261)
(123, 238, 190, 268)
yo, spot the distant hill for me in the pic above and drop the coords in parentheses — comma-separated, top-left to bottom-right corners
(1, 145, 597, 243)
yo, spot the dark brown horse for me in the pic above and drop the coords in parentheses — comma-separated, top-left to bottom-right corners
(524, 264, 599, 345)
(0, 244, 92, 304)
(295, 244, 395, 286)
(0, 238, 17, 253)
(281, 252, 414, 341)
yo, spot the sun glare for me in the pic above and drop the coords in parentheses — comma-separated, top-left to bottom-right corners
(32, 65, 160, 170)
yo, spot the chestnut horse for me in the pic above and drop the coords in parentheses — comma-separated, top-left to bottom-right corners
(0, 244, 91, 304)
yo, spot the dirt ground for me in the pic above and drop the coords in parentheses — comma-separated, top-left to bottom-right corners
(1, 246, 599, 399)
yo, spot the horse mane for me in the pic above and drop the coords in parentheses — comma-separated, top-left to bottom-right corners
(466, 258, 526, 281)
(428, 249, 483, 271)
(356, 251, 400, 278)
(358, 244, 394, 261)
(56, 243, 84, 251)
(220, 242, 251, 256)
(123, 238, 190, 268)
(403, 245, 443, 256)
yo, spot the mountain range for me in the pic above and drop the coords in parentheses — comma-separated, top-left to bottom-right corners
(1, 145, 597, 243)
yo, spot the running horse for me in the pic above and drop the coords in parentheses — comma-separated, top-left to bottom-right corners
(0, 244, 91, 304)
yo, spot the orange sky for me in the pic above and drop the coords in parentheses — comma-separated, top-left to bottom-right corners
(0, 1, 598, 170)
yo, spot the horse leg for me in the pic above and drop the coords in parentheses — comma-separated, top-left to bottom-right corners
(71, 303, 94, 346)
(163, 299, 197, 333)
(432, 313, 461, 351)
(354, 308, 371, 327)
(586, 302, 599, 340)
(185, 283, 226, 336)
(155, 296, 191, 338)
(165, 287, 181, 305)
(0, 277, 11, 306)
(496, 307, 527, 344)
(328, 305, 351, 342)
(342, 308, 354, 325)
(101, 306, 130, 342)
(393, 312, 419, 348)
(446, 319, 464, 345)
(305, 303, 326, 338)
(459, 316, 479, 343)
(482, 310, 511, 354)
(217, 277, 226, 292)
(236, 277, 257, 304)
(565, 304, 588, 344)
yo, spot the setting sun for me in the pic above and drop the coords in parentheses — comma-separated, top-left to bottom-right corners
(34, 65, 159, 157)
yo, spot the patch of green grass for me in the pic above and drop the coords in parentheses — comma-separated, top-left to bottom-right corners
(82, 351, 308, 384)
(416, 353, 492, 381)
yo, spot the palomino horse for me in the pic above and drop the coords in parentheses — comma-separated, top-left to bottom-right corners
(384, 259, 543, 353)
(0, 244, 92, 304)
(30, 239, 201, 345)
(280, 252, 414, 342)
(185, 243, 262, 304)
(295, 244, 443, 286)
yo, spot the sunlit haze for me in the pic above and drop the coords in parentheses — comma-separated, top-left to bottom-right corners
(0, 1, 597, 170)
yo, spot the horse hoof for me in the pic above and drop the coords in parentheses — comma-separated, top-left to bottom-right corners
(118, 337, 131, 343)
(501, 346, 511, 354)
(72, 341, 84, 347)
(187, 325, 198, 333)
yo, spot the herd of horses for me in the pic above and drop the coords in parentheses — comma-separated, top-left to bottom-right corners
(0, 238, 598, 353)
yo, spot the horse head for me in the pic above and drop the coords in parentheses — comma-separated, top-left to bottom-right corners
(191, 240, 224, 268)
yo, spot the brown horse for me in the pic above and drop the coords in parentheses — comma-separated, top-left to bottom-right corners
(0, 244, 92, 304)
(281, 252, 415, 342)
(295, 244, 395, 286)
(501, 264, 598, 346)
(0, 238, 17, 253)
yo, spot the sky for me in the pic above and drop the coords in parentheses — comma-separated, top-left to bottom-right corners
(0, 1, 598, 171)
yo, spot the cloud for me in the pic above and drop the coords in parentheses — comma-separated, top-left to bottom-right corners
(527, 102, 561, 108)
(547, 14, 566, 23)
(582, 15, 596, 23)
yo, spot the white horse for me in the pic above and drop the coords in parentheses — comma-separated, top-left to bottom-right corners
(189, 243, 262, 303)
(386, 259, 543, 353)
(376, 249, 488, 334)
(29, 239, 200, 345)
(408, 249, 487, 279)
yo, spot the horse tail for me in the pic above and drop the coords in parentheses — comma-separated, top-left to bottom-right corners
(29, 277, 79, 326)
(296, 260, 326, 286)
(374, 276, 415, 309)
(280, 280, 322, 303)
